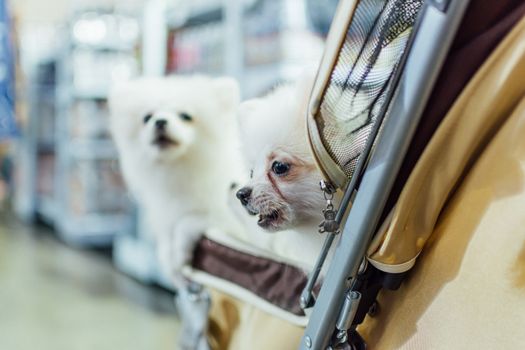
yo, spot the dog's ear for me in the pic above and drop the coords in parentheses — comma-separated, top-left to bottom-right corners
(237, 99, 262, 127)
(213, 77, 240, 110)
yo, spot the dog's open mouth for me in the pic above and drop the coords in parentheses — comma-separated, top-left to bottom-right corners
(152, 134, 177, 149)
(257, 209, 282, 229)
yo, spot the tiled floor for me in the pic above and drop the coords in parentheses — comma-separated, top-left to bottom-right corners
(0, 214, 181, 350)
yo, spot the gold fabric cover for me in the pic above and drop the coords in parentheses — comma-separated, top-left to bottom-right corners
(207, 288, 304, 350)
(356, 13, 525, 349)
(367, 15, 525, 272)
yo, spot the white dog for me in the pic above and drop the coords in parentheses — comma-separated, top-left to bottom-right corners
(109, 76, 242, 285)
(235, 78, 329, 232)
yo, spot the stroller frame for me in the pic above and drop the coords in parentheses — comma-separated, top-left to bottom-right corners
(301, 0, 470, 348)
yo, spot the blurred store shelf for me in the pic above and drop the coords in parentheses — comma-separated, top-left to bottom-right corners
(56, 214, 132, 247)
(72, 88, 109, 100)
(68, 140, 119, 159)
(165, 0, 325, 97)
(13, 0, 337, 292)
(35, 195, 56, 225)
(14, 8, 138, 248)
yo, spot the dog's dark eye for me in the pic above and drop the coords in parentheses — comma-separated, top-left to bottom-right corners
(271, 161, 290, 176)
(143, 113, 152, 124)
(250, 169, 254, 179)
(180, 112, 193, 122)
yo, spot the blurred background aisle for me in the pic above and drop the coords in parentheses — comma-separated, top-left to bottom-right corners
(6, 0, 334, 287)
(0, 213, 180, 350)
(0, 0, 337, 348)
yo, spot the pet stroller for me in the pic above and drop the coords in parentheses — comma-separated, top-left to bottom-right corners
(301, 0, 525, 348)
(180, 0, 525, 349)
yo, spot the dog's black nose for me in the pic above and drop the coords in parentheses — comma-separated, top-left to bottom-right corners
(155, 119, 167, 130)
(236, 187, 252, 206)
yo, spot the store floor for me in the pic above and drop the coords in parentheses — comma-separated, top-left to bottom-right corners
(0, 213, 181, 350)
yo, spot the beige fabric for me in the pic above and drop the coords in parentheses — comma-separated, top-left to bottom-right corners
(368, 15, 525, 269)
(359, 90, 525, 350)
(184, 267, 310, 327)
(358, 15, 525, 348)
(207, 288, 304, 350)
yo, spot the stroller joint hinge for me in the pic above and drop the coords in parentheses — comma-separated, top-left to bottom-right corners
(336, 291, 362, 332)
(319, 180, 340, 234)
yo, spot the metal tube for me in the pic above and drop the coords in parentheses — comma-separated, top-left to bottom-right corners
(300, 1, 470, 348)
(335, 291, 362, 331)
(301, 0, 425, 306)
(300, 232, 337, 309)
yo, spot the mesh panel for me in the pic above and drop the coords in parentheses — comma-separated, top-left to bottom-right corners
(317, 0, 422, 179)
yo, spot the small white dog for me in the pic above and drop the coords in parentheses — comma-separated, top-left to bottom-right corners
(109, 75, 241, 285)
(236, 77, 329, 232)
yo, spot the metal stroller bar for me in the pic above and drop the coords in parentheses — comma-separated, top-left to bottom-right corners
(301, 0, 417, 308)
(303, 0, 424, 311)
(300, 0, 470, 348)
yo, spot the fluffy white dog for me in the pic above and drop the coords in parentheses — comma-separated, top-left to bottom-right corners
(109, 76, 241, 285)
(235, 78, 329, 232)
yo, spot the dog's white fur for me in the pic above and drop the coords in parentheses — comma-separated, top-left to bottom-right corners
(228, 74, 343, 273)
(109, 76, 242, 285)
(236, 77, 328, 232)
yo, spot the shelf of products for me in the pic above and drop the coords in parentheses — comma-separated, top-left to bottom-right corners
(165, 0, 326, 97)
(51, 9, 140, 246)
(14, 58, 57, 222)
(166, 20, 225, 74)
(15, 8, 140, 247)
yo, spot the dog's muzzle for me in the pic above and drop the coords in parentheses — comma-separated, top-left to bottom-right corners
(151, 119, 178, 149)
